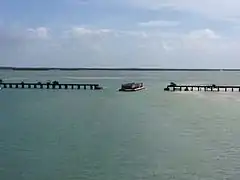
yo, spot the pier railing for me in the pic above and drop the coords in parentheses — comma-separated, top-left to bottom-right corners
(164, 82, 240, 92)
(0, 81, 103, 90)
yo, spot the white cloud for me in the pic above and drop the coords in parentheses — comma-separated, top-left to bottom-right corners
(129, 0, 240, 20)
(66, 27, 150, 40)
(187, 29, 220, 39)
(159, 29, 221, 51)
(161, 41, 174, 51)
(138, 20, 180, 27)
(116, 30, 148, 38)
(27, 27, 50, 39)
(68, 27, 113, 36)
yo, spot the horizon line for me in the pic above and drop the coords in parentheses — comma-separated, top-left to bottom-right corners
(0, 66, 239, 71)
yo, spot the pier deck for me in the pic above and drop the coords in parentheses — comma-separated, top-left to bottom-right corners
(0, 82, 103, 90)
(164, 83, 240, 92)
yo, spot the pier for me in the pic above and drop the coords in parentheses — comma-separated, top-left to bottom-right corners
(164, 82, 240, 92)
(0, 80, 103, 90)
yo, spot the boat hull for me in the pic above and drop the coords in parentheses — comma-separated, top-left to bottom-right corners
(119, 87, 145, 92)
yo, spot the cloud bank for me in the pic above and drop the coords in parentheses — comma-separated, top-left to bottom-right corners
(0, 26, 240, 68)
(1, 0, 240, 68)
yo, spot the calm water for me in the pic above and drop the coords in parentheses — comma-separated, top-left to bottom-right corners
(1, 70, 240, 180)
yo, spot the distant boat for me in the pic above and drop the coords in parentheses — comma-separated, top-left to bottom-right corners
(119, 82, 145, 92)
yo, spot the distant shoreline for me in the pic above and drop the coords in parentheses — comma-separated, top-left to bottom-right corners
(0, 67, 239, 71)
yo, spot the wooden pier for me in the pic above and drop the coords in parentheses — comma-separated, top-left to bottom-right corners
(0, 81, 103, 90)
(164, 82, 240, 92)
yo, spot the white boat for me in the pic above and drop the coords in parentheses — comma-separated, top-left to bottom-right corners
(119, 82, 145, 92)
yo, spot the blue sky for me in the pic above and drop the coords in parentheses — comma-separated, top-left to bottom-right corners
(1, 0, 240, 68)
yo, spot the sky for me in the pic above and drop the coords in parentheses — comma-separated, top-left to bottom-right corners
(1, 0, 240, 68)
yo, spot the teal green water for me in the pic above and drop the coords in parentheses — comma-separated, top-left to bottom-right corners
(1, 70, 240, 180)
